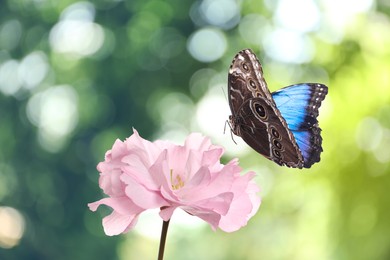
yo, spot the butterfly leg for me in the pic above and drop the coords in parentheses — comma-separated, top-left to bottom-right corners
(224, 120, 237, 145)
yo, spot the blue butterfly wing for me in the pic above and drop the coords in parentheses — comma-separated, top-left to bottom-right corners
(272, 83, 328, 168)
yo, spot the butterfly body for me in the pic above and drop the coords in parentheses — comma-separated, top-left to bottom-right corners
(228, 49, 328, 168)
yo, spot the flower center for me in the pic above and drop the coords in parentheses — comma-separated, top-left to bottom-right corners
(170, 169, 184, 190)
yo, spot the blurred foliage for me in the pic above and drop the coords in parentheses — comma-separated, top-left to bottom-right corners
(1, 0, 390, 259)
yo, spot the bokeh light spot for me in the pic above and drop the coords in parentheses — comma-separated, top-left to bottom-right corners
(189, 68, 218, 98)
(263, 29, 314, 63)
(0, 60, 21, 95)
(26, 85, 79, 152)
(60, 1, 95, 22)
(373, 128, 390, 163)
(318, 0, 374, 43)
(157, 92, 194, 129)
(18, 51, 49, 90)
(274, 0, 320, 33)
(50, 21, 104, 57)
(187, 27, 227, 63)
(49, 2, 104, 58)
(322, 0, 374, 17)
(199, 0, 240, 29)
(0, 207, 25, 249)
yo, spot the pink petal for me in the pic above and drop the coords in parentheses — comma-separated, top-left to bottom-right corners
(121, 174, 169, 209)
(99, 170, 125, 197)
(184, 165, 211, 189)
(179, 167, 234, 202)
(182, 207, 221, 231)
(159, 206, 177, 221)
(192, 192, 234, 215)
(160, 184, 180, 202)
(181, 150, 205, 185)
(121, 153, 158, 190)
(201, 148, 224, 167)
(165, 145, 189, 174)
(88, 197, 142, 215)
(184, 133, 212, 151)
(149, 151, 178, 202)
(88, 197, 144, 235)
(102, 211, 139, 236)
(110, 139, 128, 159)
(219, 176, 260, 232)
(126, 129, 162, 165)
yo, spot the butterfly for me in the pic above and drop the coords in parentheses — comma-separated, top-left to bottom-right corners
(228, 49, 328, 168)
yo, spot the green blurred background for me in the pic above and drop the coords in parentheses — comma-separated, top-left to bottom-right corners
(1, 0, 390, 259)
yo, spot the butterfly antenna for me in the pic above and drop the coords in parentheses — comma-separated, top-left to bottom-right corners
(220, 85, 229, 103)
(221, 79, 236, 144)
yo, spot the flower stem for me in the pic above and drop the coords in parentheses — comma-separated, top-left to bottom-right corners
(157, 219, 170, 260)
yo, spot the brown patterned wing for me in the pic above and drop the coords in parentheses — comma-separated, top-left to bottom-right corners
(232, 97, 304, 168)
(228, 49, 274, 117)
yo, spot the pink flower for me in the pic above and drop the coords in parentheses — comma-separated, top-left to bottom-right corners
(88, 129, 261, 236)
